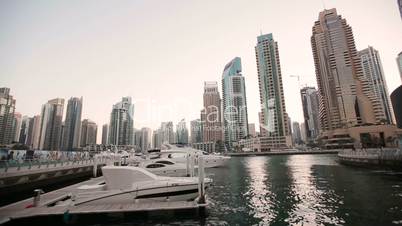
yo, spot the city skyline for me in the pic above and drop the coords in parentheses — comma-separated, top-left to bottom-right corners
(1, 0, 401, 143)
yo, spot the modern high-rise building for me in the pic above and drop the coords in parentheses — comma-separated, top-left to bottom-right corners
(152, 129, 162, 149)
(38, 98, 64, 150)
(101, 124, 109, 145)
(24, 117, 35, 146)
(201, 81, 223, 143)
(248, 123, 256, 138)
(140, 127, 152, 152)
(397, 52, 402, 83)
(31, 115, 41, 149)
(292, 122, 302, 145)
(311, 9, 380, 131)
(358, 46, 393, 124)
(310, 8, 401, 148)
(391, 86, 402, 129)
(255, 33, 291, 147)
(176, 119, 189, 144)
(109, 97, 134, 145)
(160, 121, 175, 144)
(0, 88, 16, 145)
(62, 97, 83, 151)
(80, 119, 97, 146)
(19, 116, 32, 144)
(190, 119, 203, 144)
(134, 129, 142, 149)
(300, 87, 320, 141)
(222, 57, 249, 148)
(12, 112, 22, 142)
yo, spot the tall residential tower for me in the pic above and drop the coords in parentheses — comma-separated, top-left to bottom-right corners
(255, 33, 291, 147)
(201, 81, 223, 143)
(358, 46, 393, 124)
(38, 98, 64, 150)
(0, 88, 16, 145)
(222, 57, 249, 149)
(62, 97, 83, 151)
(108, 97, 134, 145)
(300, 87, 320, 141)
(311, 9, 379, 131)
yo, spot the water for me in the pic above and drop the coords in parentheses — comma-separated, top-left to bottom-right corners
(15, 154, 402, 226)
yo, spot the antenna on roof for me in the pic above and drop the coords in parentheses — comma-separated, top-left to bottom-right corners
(321, 0, 326, 9)
(260, 29, 263, 35)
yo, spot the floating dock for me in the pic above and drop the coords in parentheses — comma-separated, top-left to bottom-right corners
(0, 176, 207, 225)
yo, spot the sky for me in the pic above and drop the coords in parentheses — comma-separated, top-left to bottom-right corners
(1, 0, 401, 142)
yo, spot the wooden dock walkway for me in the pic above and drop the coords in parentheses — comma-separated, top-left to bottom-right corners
(0, 176, 206, 224)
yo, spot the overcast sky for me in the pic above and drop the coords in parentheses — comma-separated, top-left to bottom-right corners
(1, 0, 401, 141)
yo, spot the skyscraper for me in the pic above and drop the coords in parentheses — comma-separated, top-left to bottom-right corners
(358, 46, 393, 124)
(300, 87, 320, 141)
(31, 115, 41, 149)
(160, 121, 175, 144)
(201, 81, 223, 143)
(292, 122, 302, 145)
(248, 123, 256, 138)
(12, 112, 22, 142)
(391, 86, 402, 129)
(101, 124, 109, 145)
(19, 116, 32, 144)
(255, 33, 291, 146)
(109, 97, 134, 145)
(397, 52, 402, 83)
(38, 98, 64, 150)
(62, 97, 83, 151)
(140, 127, 152, 152)
(80, 119, 97, 146)
(0, 88, 16, 145)
(222, 57, 249, 148)
(176, 119, 189, 144)
(152, 129, 162, 149)
(190, 119, 203, 144)
(311, 8, 380, 131)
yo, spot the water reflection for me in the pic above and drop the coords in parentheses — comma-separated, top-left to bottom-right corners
(244, 157, 276, 225)
(287, 155, 345, 226)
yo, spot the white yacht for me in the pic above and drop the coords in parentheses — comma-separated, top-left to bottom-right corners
(138, 158, 191, 177)
(48, 166, 212, 206)
(156, 146, 231, 168)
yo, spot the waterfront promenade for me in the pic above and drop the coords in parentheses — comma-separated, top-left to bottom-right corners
(227, 149, 339, 156)
(338, 148, 402, 169)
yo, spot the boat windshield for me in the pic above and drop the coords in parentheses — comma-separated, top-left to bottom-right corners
(146, 163, 165, 168)
(155, 160, 174, 165)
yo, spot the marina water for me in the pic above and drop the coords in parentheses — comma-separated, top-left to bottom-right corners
(15, 154, 402, 226)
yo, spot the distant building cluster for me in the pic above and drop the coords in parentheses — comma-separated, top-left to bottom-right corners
(1, 7, 402, 152)
(0, 94, 97, 151)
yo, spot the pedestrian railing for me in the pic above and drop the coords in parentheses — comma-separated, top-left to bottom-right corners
(0, 156, 110, 174)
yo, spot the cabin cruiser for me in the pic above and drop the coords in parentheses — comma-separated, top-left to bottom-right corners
(138, 158, 192, 177)
(155, 146, 231, 168)
(47, 166, 212, 206)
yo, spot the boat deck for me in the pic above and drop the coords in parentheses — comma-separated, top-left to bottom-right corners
(0, 176, 206, 224)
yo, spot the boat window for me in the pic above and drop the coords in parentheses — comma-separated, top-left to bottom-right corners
(146, 163, 165, 168)
(170, 153, 187, 158)
(155, 160, 174, 165)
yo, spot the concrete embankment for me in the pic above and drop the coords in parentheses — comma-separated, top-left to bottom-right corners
(227, 150, 339, 156)
(338, 148, 402, 170)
